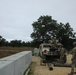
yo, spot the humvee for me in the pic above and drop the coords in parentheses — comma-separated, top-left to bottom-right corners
(39, 43, 52, 57)
(39, 41, 66, 64)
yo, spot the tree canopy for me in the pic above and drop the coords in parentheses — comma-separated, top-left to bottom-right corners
(31, 15, 76, 49)
(0, 36, 32, 47)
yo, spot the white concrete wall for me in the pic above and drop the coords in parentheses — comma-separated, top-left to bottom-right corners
(0, 51, 32, 75)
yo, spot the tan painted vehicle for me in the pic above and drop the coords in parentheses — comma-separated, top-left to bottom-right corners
(39, 42, 61, 58)
(39, 43, 52, 57)
(39, 40, 67, 69)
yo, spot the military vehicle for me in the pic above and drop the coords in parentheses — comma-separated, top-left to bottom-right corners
(39, 39, 67, 69)
(39, 43, 52, 57)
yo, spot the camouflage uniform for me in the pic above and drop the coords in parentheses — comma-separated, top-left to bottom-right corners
(42, 50, 47, 59)
(42, 50, 48, 64)
(69, 42, 76, 75)
(50, 38, 57, 47)
(60, 47, 66, 63)
(52, 38, 56, 44)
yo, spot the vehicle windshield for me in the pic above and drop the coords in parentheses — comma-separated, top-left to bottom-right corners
(43, 45, 51, 48)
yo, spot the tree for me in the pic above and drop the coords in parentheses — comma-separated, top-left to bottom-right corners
(5, 41, 10, 46)
(0, 35, 33, 47)
(56, 23, 75, 49)
(0, 35, 2, 41)
(10, 40, 22, 47)
(31, 15, 76, 48)
(0, 35, 6, 46)
(31, 15, 58, 42)
(57, 23, 74, 39)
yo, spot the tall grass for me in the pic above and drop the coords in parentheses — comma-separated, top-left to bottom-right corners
(0, 47, 34, 58)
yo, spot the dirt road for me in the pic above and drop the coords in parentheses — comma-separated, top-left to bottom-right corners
(31, 54, 74, 75)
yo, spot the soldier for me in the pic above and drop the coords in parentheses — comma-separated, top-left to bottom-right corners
(69, 42, 76, 75)
(42, 50, 48, 64)
(60, 47, 66, 63)
(58, 44, 66, 63)
(51, 37, 57, 47)
(42, 50, 48, 58)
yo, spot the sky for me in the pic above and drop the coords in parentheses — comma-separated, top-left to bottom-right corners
(0, 0, 76, 42)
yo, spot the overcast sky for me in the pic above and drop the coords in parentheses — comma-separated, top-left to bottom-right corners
(0, 0, 76, 42)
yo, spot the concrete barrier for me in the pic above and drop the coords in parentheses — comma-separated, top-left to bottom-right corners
(0, 51, 32, 75)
